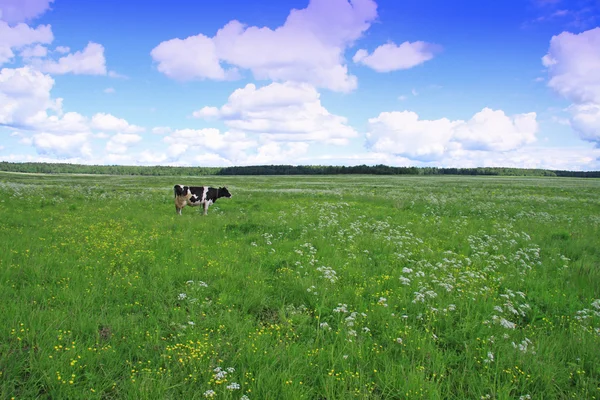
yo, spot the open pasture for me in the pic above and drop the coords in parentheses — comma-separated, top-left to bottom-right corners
(0, 172, 599, 399)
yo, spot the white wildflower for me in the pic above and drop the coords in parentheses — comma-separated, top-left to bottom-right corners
(499, 318, 516, 329)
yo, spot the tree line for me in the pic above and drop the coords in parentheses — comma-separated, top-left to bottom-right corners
(1, 161, 599, 178)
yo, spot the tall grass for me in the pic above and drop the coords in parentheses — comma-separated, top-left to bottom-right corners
(0, 172, 599, 399)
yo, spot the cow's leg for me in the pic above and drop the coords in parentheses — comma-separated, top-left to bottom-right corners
(176, 205, 182, 215)
(203, 202, 209, 216)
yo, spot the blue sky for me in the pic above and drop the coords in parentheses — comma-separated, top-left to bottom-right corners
(1, 0, 599, 170)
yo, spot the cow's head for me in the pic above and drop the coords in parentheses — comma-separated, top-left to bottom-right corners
(174, 184, 188, 197)
(219, 187, 232, 198)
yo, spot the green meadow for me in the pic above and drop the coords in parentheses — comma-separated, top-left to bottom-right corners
(1, 171, 599, 399)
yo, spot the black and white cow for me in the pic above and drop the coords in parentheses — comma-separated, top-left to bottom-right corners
(174, 184, 232, 215)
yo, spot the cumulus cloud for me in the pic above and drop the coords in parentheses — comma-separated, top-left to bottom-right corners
(242, 142, 310, 165)
(543, 27, 600, 144)
(0, 20, 53, 64)
(151, 34, 238, 81)
(152, 126, 172, 135)
(30, 132, 92, 158)
(0, 0, 54, 25)
(437, 146, 600, 171)
(1, 66, 145, 159)
(353, 40, 440, 72)
(31, 42, 107, 75)
(163, 128, 256, 161)
(106, 133, 143, 154)
(151, 0, 379, 92)
(192, 81, 358, 144)
(90, 112, 144, 134)
(19, 43, 47, 59)
(0, 66, 58, 127)
(366, 107, 538, 161)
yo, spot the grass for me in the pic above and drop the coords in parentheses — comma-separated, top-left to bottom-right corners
(0, 172, 599, 399)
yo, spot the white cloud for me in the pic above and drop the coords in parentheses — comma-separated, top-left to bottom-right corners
(151, 34, 238, 81)
(1, 66, 145, 160)
(0, 66, 59, 127)
(19, 43, 47, 59)
(366, 107, 538, 161)
(163, 128, 256, 161)
(437, 146, 600, 171)
(242, 142, 310, 165)
(30, 132, 92, 158)
(90, 112, 144, 134)
(32, 42, 107, 75)
(543, 27, 600, 144)
(151, 0, 379, 92)
(108, 70, 127, 79)
(0, 20, 53, 64)
(103, 87, 115, 94)
(353, 40, 440, 72)
(54, 45, 69, 54)
(568, 103, 600, 142)
(0, 0, 54, 25)
(366, 110, 459, 160)
(192, 106, 220, 119)
(453, 108, 538, 151)
(106, 133, 142, 154)
(152, 126, 172, 135)
(193, 81, 358, 144)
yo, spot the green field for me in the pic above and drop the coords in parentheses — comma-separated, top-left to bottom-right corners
(1, 172, 599, 399)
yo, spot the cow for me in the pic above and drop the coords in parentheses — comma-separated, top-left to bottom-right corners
(174, 184, 232, 215)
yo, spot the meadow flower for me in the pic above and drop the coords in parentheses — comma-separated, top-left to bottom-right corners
(333, 304, 348, 313)
(178, 293, 187, 300)
(215, 370, 228, 380)
(203, 390, 216, 398)
(399, 276, 411, 285)
(396, 337, 403, 344)
(483, 352, 494, 363)
(500, 318, 516, 329)
(227, 382, 241, 390)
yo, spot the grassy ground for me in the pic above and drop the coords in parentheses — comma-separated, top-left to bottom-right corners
(0, 172, 599, 399)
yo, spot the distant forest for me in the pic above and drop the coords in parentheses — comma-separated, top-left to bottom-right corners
(1, 161, 599, 178)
